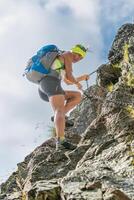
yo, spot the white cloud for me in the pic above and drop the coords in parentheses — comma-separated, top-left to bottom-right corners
(100, 0, 134, 23)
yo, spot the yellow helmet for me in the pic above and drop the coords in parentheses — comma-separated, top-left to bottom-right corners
(71, 44, 88, 58)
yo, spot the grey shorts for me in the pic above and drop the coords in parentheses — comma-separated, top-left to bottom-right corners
(38, 76, 65, 102)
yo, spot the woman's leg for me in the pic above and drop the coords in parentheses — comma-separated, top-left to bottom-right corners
(49, 94, 77, 150)
(49, 94, 65, 139)
(64, 91, 82, 114)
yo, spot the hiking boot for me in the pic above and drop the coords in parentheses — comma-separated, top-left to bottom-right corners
(66, 120, 74, 127)
(56, 139, 77, 151)
(56, 142, 65, 151)
(51, 116, 74, 127)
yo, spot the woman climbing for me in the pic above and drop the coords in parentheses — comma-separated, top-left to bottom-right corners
(38, 44, 89, 150)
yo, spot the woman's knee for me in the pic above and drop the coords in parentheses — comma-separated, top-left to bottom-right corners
(54, 109, 65, 120)
(49, 95, 65, 112)
(75, 91, 82, 103)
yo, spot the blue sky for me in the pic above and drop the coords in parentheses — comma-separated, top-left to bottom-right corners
(0, 0, 134, 184)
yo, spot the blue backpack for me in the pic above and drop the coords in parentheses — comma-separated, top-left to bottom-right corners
(23, 44, 60, 84)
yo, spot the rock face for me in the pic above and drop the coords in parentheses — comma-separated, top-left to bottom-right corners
(0, 23, 134, 200)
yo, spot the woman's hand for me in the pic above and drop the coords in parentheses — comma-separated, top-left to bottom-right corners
(75, 82, 83, 90)
(76, 74, 90, 82)
(82, 74, 90, 81)
(63, 78, 73, 85)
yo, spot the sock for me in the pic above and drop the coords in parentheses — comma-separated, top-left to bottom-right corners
(60, 136, 65, 141)
(57, 136, 65, 143)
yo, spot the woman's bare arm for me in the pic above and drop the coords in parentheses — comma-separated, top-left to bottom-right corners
(76, 74, 90, 82)
(63, 52, 78, 84)
(62, 52, 83, 90)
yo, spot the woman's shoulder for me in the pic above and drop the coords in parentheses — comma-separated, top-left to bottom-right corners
(62, 51, 72, 57)
(61, 51, 72, 61)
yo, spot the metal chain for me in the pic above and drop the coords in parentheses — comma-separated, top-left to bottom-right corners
(82, 88, 134, 108)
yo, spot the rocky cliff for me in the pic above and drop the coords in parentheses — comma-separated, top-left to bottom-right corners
(0, 23, 134, 200)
